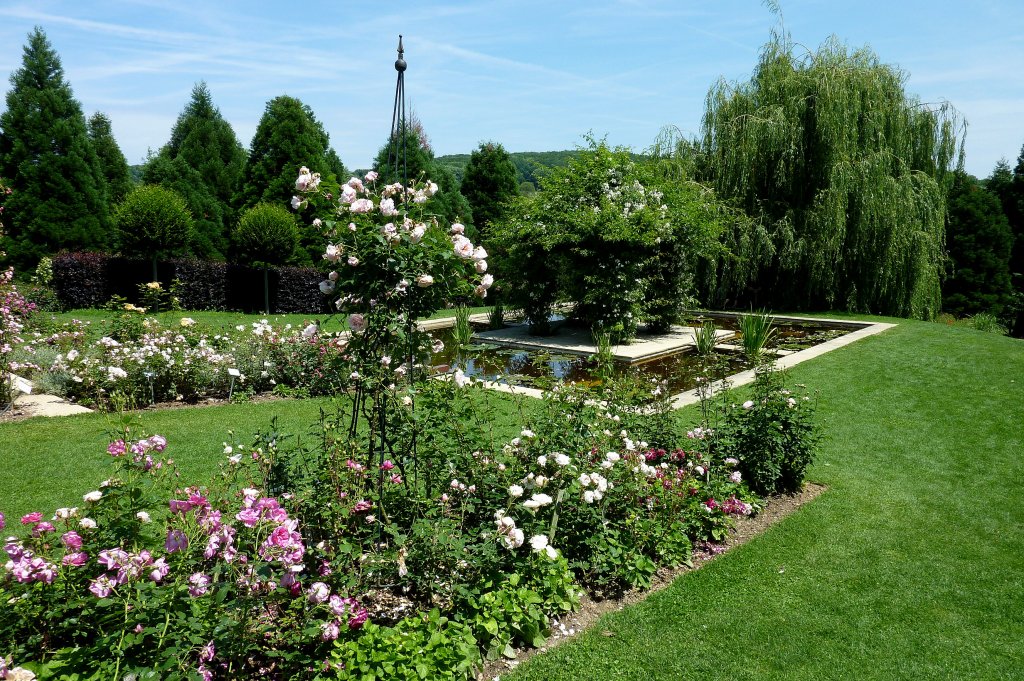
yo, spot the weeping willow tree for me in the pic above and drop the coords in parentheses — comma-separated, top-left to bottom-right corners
(697, 32, 964, 318)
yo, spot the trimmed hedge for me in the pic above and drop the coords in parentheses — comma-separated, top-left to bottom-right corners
(50, 251, 328, 314)
(52, 251, 108, 309)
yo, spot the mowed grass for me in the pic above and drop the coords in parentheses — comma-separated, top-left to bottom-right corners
(39, 305, 493, 340)
(3, 318, 1022, 679)
(509, 319, 1024, 680)
(1, 397, 340, 525)
(1, 386, 528, 531)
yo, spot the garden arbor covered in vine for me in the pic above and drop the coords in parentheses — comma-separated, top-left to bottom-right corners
(695, 33, 964, 319)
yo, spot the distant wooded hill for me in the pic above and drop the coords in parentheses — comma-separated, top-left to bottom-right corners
(435, 150, 578, 192)
(134, 149, 578, 195)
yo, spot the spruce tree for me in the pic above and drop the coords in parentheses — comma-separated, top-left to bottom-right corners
(87, 112, 134, 204)
(460, 141, 519, 243)
(0, 27, 112, 269)
(237, 95, 346, 210)
(143, 82, 245, 260)
(942, 172, 1014, 318)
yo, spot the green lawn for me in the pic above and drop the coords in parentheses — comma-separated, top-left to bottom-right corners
(0, 397, 347, 524)
(509, 318, 1024, 680)
(38, 305, 493, 339)
(3, 317, 1021, 679)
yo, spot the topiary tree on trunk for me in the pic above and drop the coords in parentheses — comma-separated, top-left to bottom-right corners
(114, 185, 193, 283)
(233, 203, 298, 313)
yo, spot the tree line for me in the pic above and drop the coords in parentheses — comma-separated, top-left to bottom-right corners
(1, 26, 1022, 333)
(0, 28, 521, 276)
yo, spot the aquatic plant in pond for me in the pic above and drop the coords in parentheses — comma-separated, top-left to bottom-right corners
(738, 311, 776, 361)
(452, 304, 474, 348)
(693, 320, 718, 356)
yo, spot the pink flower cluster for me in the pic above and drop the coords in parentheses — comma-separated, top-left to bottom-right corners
(720, 495, 754, 516)
(4, 539, 56, 584)
(88, 548, 168, 597)
(308, 584, 369, 640)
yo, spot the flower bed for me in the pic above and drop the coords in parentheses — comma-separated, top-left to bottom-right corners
(2, 166, 820, 679)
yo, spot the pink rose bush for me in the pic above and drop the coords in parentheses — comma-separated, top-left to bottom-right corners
(0, 430, 370, 679)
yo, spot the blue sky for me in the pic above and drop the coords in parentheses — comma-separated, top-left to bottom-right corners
(1, 0, 1021, 177)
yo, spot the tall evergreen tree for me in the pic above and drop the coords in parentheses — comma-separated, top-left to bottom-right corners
(460, 141, 519, 243)
(143, 82, 245, 260)
(942, 172, 1014, 317)
(237, 95, 346, 210)
(373, 122, 472, 229)
(697, 32, 963, 319)
(0, 27, 112, 269)
(235, 95, 345, 265)
(986, 148, 1024, 334)
(87, 112, 133, 203)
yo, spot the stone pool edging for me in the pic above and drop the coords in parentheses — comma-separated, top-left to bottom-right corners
(446, 314, 897, 406)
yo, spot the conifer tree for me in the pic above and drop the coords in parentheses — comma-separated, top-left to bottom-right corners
(235, 95, 345, 264)
(373, 121, 473, 230)
(460, 141, 519, 243)
(88, 112, 134, 203)
(943, 172, 1014, 317)
(0, 27, 111, 268)
(143, 82, 245, 260)
(987, 149, 1024, 334)
(237, 95, 346, 210)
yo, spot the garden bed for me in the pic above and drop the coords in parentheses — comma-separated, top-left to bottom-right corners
(482, 482, 827, 679)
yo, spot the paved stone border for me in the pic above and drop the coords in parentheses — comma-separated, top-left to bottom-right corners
(668, 318, 897, 408)
(471, 322, 733, 363)
(439, 314, 897, 407)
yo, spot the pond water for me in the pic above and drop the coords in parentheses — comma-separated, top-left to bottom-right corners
(428, 316, 854, 394)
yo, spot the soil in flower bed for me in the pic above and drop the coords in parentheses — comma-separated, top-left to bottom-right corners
(479, 482, 827, 681)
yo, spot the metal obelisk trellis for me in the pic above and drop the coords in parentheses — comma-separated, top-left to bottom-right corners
(386, 35, 410, 197)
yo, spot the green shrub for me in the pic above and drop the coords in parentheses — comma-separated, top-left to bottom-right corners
(328, 610, 480, 680)
(494, 139, 724, 341)
(233, 202, 299, 266)
(714, 365, 819, 495)
(115, 185, 194, 280)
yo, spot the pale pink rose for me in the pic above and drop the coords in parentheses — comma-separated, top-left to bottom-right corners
(290, 196, 303, 210)
(364, 170, 379, 183)
(426, 181, 439, 196)
(295, 169, 312, 190)
(475, 259, 488, 273)
(340, 184, 357, 204)
(347, 255, 359, 267)
(453, 235, 474, 259)
(410, 224, 426, 243)
(416, 274, 434, 287)
(472, 246, 487, 261)
(450, 223, 465, 235)
(350, 198, 374, 213)
(323, 244, 341, 263)
(346, 176, 365, 192)
(480, 273, 494, 290)
(348, 314, 367, 334)
(379, 198, 399, 216)
(308, 581, 331, 604)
